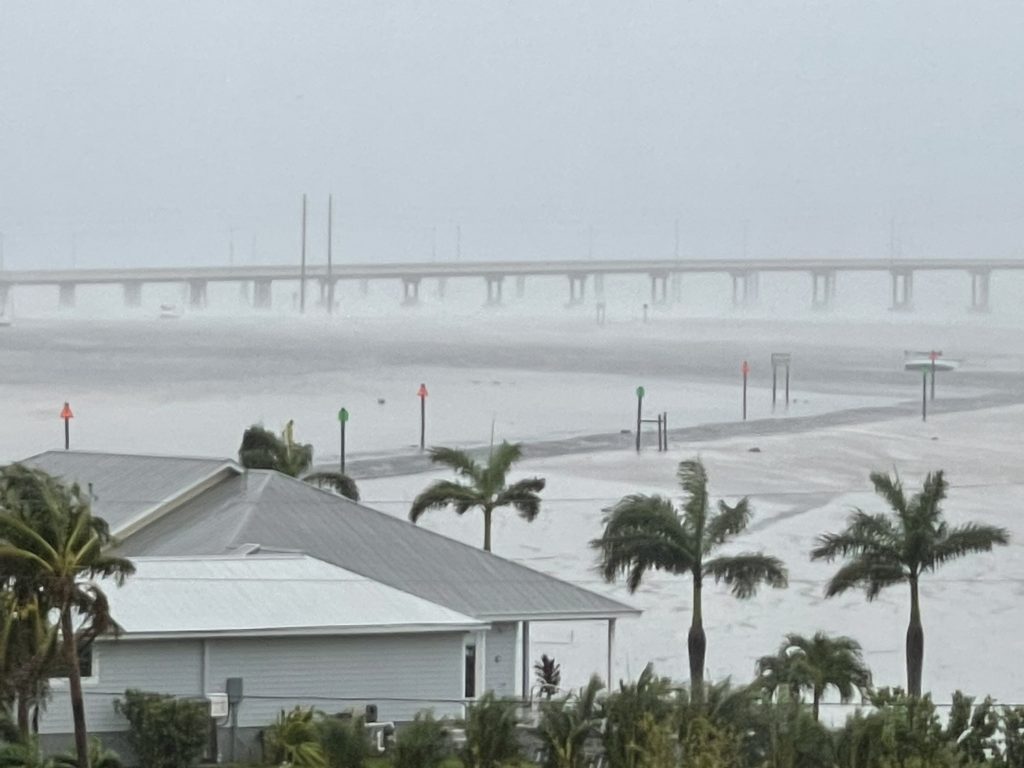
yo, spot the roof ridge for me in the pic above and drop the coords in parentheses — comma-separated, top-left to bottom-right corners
(22, 449, 242, 465)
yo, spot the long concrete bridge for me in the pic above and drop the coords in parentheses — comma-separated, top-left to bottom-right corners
(0, 257, 1020, 312)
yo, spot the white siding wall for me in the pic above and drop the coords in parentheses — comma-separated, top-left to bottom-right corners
(206, 634, 466, 724)
(40, 640, 203, 734)
(483, 623, 519, 699)
(40, 632, 468, 735)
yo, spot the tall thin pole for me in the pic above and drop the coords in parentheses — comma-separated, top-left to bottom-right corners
(921, 371, 928, 421)
(635, 392, 643, 453)
(930, 358, 936, 401)
(300, 194, 307, 313)
(326, 194, 334, 315)
(339, 420, 346, 473)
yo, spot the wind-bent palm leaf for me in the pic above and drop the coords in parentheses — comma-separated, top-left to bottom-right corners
(494, 477, 547, 521)
(704, 498, 752, 549)
(427, 447, 483, 482)
(928, 523, 1010, 569)
(703, 553, 788, 598)
(303, 472, 360, 501)
(409, 481, 483, 521)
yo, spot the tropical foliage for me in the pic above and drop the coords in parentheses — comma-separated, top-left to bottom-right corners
(264, 706, 327, 768)
(811, 470, 1009, 696)
(460, 692, 521, 768)
(533, 655, 561, 701)
(114, 689, 209, 768)
(238, 422, 360, 501)
(0, 465, 133, 768)
(537, 676, 604, 768)
(756, 632, 871, 720)
(592, 458, 788, 698)
(409, 442, 545, 552)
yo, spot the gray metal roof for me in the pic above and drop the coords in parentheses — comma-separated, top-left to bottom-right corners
(117, 470, 638, 622)
(21, 450, 240, 536)
(101, 554, 485, 639)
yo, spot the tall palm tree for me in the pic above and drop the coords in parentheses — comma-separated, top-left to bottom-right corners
(811, 470, 1009, 698)
(409, 442, 545, 552)
(0, 591, 58, 739)
(756, 632, 872, 720)
(592, 459, 788, 699)
(0, 465, 134, 768)
(238, 422, 360, 501)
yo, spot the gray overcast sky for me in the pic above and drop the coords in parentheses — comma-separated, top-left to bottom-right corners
(1, 1, 1022, 268)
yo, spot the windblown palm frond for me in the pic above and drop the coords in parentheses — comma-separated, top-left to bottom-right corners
(303, 472, 360, 501)
(703, 553, 789, 598)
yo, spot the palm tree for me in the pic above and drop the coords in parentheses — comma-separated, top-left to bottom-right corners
(238, 422, 360, 501)
(592, 459, 788, 699)
(811, 469, 1009, 698)
(537, 675, 604, 768)
(756, 632, 871, 720)
(0, 466, 134, 768)
(409, 442, 545, 552)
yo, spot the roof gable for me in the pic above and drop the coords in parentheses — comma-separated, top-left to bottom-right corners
(22, 450, 240, 536)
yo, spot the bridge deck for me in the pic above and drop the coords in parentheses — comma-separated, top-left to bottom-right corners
(1, 258, 1022, 286)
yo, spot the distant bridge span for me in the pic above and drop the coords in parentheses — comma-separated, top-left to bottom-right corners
(0, 257, 1020, 312)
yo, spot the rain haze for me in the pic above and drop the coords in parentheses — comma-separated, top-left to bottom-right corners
(2, 0, 1024, 747)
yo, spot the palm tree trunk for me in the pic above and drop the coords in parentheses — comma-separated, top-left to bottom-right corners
(16, 694, 30, 740)
(812, 689, 821, 721)
(906, 577, 924, 697)
(688, 577, 706, 701)
(60, 607, 90, 768)
(483, 507, 493, 552)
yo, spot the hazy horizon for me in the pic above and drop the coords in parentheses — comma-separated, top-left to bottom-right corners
(2, 1, 1023, 270)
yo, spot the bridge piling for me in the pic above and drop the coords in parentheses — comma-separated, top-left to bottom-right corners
(731, 271, 759, 307)
(890, 270, 914, 311)
(402, 278, 421, 306)
(594, 273, 605, 298)
(670, 273, 682, 302)
(0, 284, 8, 315)
(811, 270, 836, 310)
(650, 273, 668, 304)
(567, 274, 587, 306)
(58, 283, 76, 309)
(969, 269, 991, 312)
(253, 280, 272, 310)
(515, 275, 526, 299)
(122, 281, 143, 308)
(188, 279, 208, 310)
(485, 276, 504, 306)
(437, 277, 447, 299)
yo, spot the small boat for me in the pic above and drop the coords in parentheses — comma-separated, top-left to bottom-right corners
(159, 303, 182, 320)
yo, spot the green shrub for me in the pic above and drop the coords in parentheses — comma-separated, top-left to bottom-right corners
(264, 707, 326, 768)
(0, 738, 53, 768)
(393, 713, 449, 768)
(53, 738, 123, 768)
(114, 689, 209, 768)
(317, 715, 369, 768)
(460, 692, 520, 768)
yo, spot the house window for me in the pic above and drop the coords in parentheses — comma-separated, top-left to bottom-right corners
(464, 644, 476, 699)
(48, 642, 94, 679)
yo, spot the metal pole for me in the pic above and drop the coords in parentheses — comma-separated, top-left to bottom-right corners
(607, 618, 616, 688)
(326, 194, 334, 315)
(930, 358, 936, 401)
(299, 194, 307, 313)
(785, 365, 790, 407)
(420, 396, 426, 450)
(340, 421, 346, 474)
(922, 371, 927, 421)
(630, 397, 638, 450)
(772, 365, 777, 410)
(743, 371, 748, 421)
(64, 419, 70, 451)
